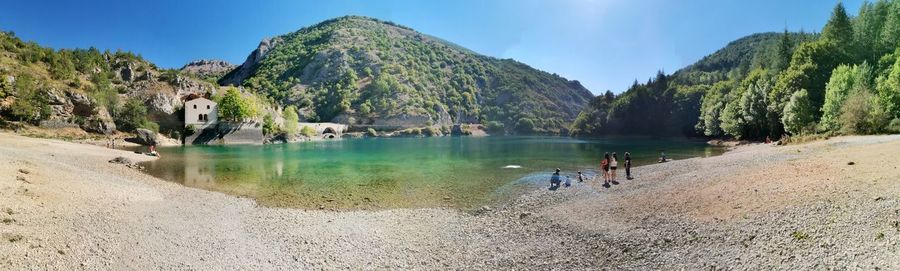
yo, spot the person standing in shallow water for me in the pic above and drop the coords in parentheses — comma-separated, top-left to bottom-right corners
(624, 152, 633, 180)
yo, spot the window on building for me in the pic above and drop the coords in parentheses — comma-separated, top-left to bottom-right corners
(193, 104, 197, 109)
(207, 105, 210, 109)
(199, 114, 203, 121)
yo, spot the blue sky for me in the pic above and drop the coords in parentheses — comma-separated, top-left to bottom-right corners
(0, 0, 861, 94)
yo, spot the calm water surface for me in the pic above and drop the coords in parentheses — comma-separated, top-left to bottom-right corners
(140, 136, 724, 209)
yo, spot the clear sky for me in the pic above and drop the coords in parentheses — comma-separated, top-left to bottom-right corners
(0, 0, 861, 94)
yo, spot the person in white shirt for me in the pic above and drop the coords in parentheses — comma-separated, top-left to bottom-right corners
(609, 152, 618, 184)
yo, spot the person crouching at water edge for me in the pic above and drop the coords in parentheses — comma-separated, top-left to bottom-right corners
(549, 168, 562, 190)
(600, 153, 610, 187)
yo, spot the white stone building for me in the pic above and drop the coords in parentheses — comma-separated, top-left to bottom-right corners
(184, 97, 218, 126)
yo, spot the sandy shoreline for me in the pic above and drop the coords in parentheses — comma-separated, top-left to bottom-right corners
(1, 132, 898, 269)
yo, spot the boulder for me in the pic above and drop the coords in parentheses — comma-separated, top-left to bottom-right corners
(80, 107, 116, 135)
(67, 91, 95, 117)
(127, 128, 158, 146)
(147, 92, 179, 115)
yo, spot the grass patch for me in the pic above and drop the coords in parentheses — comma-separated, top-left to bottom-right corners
(875, 232, 885, 240)
(7, 235, 23, 243)
(1, 218, 13, 224)
(791, 231, 810, 241)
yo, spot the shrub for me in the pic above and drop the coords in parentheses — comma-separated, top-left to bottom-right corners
(9, 74, 51, 123)
(300, 125, 316, 137)
(218, 87, 252, 121)
(283, 106, 299, 135)
(367, 128, 377, 137)
(116, 97, 154, 132)
(782, 89, 816, 135)
(262, 114, 277, 135)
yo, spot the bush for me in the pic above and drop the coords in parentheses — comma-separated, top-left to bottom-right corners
(485, 121, 505, 133)
(888, 118, 900, 133)
(9, 74, 51, 123)
(515, 118, 535, 133)
(782, 89, 816, 135)
(282, 105, 299, 135)
(217, 87, 252, 121)
(262, 114, 277, 135)
(300, 125, 316, 137)
(116, 97, 154, 132)
(367, 128, 377, 137)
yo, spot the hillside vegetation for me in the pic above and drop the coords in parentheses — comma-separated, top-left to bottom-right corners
(221, 16, 594, 134)
(573, 0, 900, 139)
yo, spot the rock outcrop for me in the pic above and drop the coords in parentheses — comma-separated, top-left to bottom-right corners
(219, 37, 281, 86)
(127, 128, 158, 146)
(180, 59, 235, 79)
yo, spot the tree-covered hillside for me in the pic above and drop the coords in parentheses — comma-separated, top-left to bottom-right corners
(573, 0, 900, 139)
(221, 16, 594, 134)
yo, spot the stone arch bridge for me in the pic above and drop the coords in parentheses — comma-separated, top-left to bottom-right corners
(297, 122, 347, 139)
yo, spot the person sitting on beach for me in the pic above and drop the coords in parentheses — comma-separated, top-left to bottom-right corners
(576, 171, 585, 183)
(624, 152, 633, 180)
(610, 152, 619, 184)
(549, 168, 562, 190)
(149, 145, 160, 158)
(600, 153, 610, 186)
(564, 175, 571, 187)
(658, 151, 667, 163)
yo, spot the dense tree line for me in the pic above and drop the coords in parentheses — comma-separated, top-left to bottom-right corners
(573, 1, 900, 139)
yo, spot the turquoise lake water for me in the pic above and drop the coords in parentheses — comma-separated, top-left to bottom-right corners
(140, 136, 723, 209)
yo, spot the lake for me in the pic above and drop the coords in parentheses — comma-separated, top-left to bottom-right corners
(140, 136, 724, 210)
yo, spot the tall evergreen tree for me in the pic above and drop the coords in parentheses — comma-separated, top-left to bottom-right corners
(821, 3, 856, 58)
(774, 28, 794, 72)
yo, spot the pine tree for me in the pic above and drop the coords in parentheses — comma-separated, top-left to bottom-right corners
(821, 3, 855, 58)
(774, 29, 793, 72)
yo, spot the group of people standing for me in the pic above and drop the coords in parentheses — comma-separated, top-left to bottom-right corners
(548, 152, 633, 190)
(599, 152, 632, 187)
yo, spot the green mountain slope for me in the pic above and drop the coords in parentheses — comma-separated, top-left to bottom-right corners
(221, 16, 594, 133)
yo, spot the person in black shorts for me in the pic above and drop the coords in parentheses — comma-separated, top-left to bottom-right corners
(624, 152, 633, 180)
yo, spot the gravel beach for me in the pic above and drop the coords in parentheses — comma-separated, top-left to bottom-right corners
(1, 132, 898, 270)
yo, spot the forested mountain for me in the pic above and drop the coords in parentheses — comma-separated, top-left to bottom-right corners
(573, 0, 900, 139)
(220, 16, 594, 133)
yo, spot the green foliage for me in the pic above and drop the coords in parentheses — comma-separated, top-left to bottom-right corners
(821, 3, 855, 57)
(839, 89, 883, 134)
(820, 63, 874, 132)
(877, 48, 900, 120)
(300, 125, 316, 137)
(115, 97, 155, 132)
(8, 74, 51, 123)
(283, 105, 299, 135)
(366, 127, 377, 137)
(262, 114, 277, 135)
(217, 87, 253, 121)
(782, 89, 816, 135)
(515, 118, 535, 133)
(226, 16, 592, 133)
(484, 121, 505, 133)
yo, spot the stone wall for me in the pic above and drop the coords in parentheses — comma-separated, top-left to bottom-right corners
(183, 122, 263, 145)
